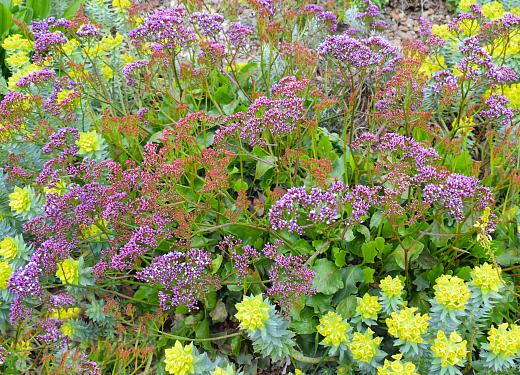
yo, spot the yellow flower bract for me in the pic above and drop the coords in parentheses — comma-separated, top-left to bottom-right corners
(471, 262, 501, 294)
(0, 261, 12, 289)
(235, 294, 270, 332)
(380, 275, 403, 297)
(386, 307, 429, 344)
(0, 237, 18, 261)
(433, 275, 470, 310)
(348, 328, 382, 363)
(316, 311, 350, 346)
(9, 186, 32, 214)
(56, 258, 80, 285)
(377, 354, 418, 375)
(487, 323, 520, 358)
(431, 330, 467, 367)
(76, 130, 103, 155)
(482, 1, 505, 20)
(356, 293, 381, 320)
(164, 341, 194, 375)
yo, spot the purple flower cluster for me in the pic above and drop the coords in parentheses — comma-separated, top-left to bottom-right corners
(31, 17, 72, 63)
(16, 68, 57, 88)
(269, 183, 348, 234)
(129, 8, 196, 51)
(37, 318, 67, 346)
(354, 132, 439, 169)
(431, 70, 458, 94)
(136, 249, 219, 311)
(222, 236, 260, 280)
(480, 94, 514, 125)
(318, 34, 381, 67)
(251, 0, 274, 17)
(227, 22, 255, 44)
(262, 240, 316, 312)
(122, 60, 149, 86)
(356, 0, 380, 19)
(318, 34, 398, 72)
(76, 23, 101, 37)
(191, 13, 224, 36)
(8, 261, 43, 299)
(424, 173, 493, 221)
(214, 77, 308, 147)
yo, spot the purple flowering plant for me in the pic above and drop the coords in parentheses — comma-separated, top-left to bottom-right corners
(0, 0, 518, 374)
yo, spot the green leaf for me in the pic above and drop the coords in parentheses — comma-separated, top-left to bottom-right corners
(336, 295, 357, 319)
(289, 308, 318, 334)
(27, 0, 50, 19)
(311, 259, 344, 295)
(255, 156, 276, 179)
(62, 0, 85, 19)
(214, 85, 234, 105)
(356, 225, 371, 242)
(361, 242, 377, 263)
(0, 4, 12, 37)
(369, 211, 383, 229)
(233, 178, 248, 192)
(392, 237, 425, 270)
(0, 75, 7, 96)
(306, 293, 333, 314)
(341, 265, 364, 295)
(361, 267, 375, 283)
(333, 248, 346, 267)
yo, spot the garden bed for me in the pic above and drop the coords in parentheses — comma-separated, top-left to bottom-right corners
(0, 0, 518, 374)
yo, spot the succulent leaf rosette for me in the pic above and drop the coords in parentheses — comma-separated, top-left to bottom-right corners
(234, 294, 295, 360)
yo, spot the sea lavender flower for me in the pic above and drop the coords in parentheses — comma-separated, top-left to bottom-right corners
(16, 68, 56, 87)
(76, 23, 101, 37)
(423, 173, 493, 222)
(250, 0, 274, 17)
(128, 8, 196, 51)
(263, 241, 316, 312)
(191, 13, 224, 36)
(37, 318, 67, 345)
(136, 249, 219, 311)
(269, 183, 348, 234)
(485, 66, 518, 87)
(227, 22, 254, 44)
(8, 260, 43, 298)
(480, 94, 514, 125)
(317, 11, 338, 32)
(318, 34, 382, 68)
(122, 59, 149, 86)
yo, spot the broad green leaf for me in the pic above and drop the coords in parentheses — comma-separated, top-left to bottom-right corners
(336, 295, 357, 319)
(392, 237, 425, 270)
(62, 0, 85, 18)
(255, 156, 276, 179)
(306, 293, 333, 314)
(361, 267, 375, 283)
(341, 265, 364, 295)
(311, 259, 343, 295)
(361, 242, 377, 263)
(0, 4, 12, 37)
(27, 0, 50, 19)
(214, 85, 234, 105)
